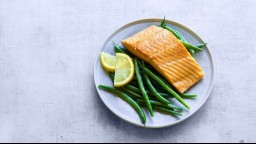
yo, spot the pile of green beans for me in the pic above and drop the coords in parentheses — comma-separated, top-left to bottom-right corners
(142, 66, 190, 109)
(98, 19, 205, 125)
(109, 73, 196, 100)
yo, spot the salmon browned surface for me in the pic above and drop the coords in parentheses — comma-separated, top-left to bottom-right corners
(122, 25, 204, 93)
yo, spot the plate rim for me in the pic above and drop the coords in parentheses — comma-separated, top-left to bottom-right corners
(94, 18, 215, 128)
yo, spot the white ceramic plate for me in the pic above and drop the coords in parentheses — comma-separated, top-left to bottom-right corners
(94, 18, 214, 128)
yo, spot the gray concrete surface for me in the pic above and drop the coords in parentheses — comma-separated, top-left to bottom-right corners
(0, 0, 255, 143)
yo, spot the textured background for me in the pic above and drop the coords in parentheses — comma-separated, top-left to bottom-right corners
(0, 0, 255, 143)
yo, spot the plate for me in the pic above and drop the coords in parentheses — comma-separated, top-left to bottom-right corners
(94, 18, 214, 128)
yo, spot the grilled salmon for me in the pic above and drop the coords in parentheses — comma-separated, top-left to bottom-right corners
(122, 25, 204, 93)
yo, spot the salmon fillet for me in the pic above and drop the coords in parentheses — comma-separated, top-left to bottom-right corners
(122, 25, 204, 93)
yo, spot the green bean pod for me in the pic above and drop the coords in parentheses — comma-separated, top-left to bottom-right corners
(174, 31, 196, 54)
(153, 106, 182, 116)
(181, 41, 203, 51)
(138, 103, 182, 117)
(163, 25, 182, 40)
(120, 87, 142, 99)
(125, 85, 141, 94)
(160, 16, 166, 28)
(174, 30, 187, 42)
(162, 93, 197, 99)
(188, 48, 196, 54)
(112, 41, 126, 53)
(196, 43, 207, 48)
(98, 85, 146, 124)
(112, 41, 132, 55)
(136, 99, 182, 111)
(134, 58, 154, 117)
(181, 94, 197, 99)
(160, 17, 181, 40)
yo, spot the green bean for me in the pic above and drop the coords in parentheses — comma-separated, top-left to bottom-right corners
(161, 93, 197, 99)
(160, 17, 180, 39)
(159, 75, 173, 89)
(160, 19, 183, 41)
(142, 62, 171, 105)
(160, 16, 166, 28)
(181, 94, 197, 99)
(174, 30, 196, 54)
(112, 41, 132, 55)
(160, 93, 173, 98)
(151, 80, 166, 93)
(98, 85, 146, 124)
(125, 85, 141, 94)
(138, 103, 182, 117)
(175, 31, 198, 54)
(142, 66, 190, 110)
(196, 43, 207, 48)
(163, 25, 182, 40)
(174, 30, 198, 55)
(134, 58, 154, 117)
(153, 106, 182, 116)
(126, 84, 150, 94)
(181, 41, 203, 51)
(188, 48, 196, 54)
(120, 87, 142, 99)
(136, 99, 182, 111)
(173, 29, 204, 52)
(174, 32, 201, 54)
(174, 30, 187, 42)
(112, 41, 126, 53)
(117, 88, 138, 100)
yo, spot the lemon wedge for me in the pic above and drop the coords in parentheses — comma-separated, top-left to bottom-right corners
(114, 53, 134, 87)
(100, 52, 116, 72)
